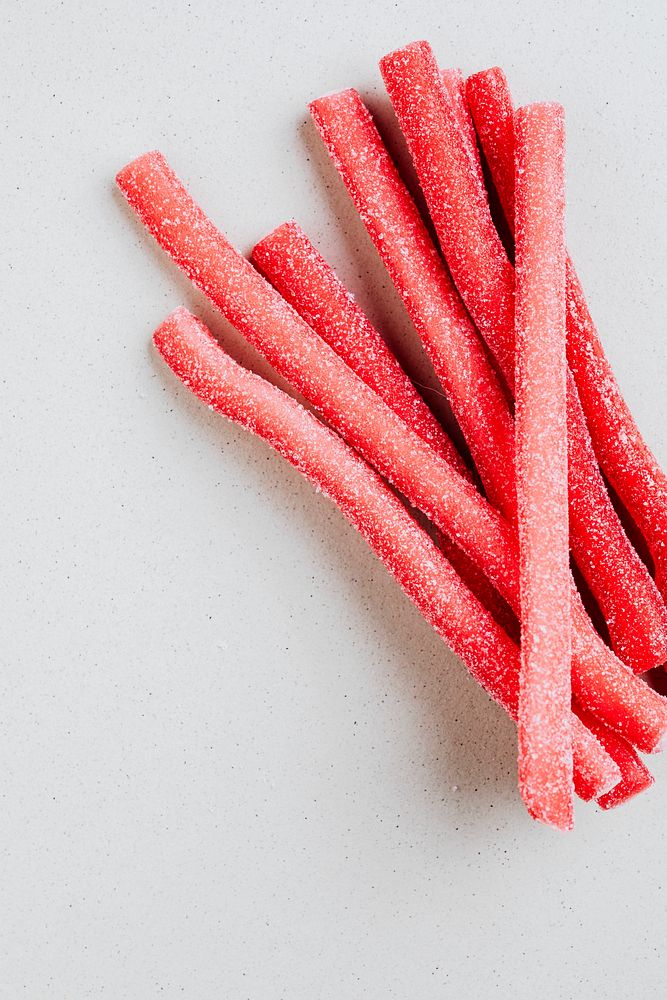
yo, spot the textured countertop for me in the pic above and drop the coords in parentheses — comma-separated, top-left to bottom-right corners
(3, 1, 667, 995)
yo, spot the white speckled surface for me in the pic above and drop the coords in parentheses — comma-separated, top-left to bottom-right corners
(3, 1, 667, 996)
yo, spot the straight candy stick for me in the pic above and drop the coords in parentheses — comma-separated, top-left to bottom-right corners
(467, 66, 667, 612)
(309, 90, 518, 525)
(574, 705, 654, 809)
(252, 221, 470, 477)
(514, 103, 572, 828)
(465, 67, 516, 223)
(153, 307, 620, 810)
(252, 221, 518, 636)
(380, 41, 667, 674)
(440, 68, 485, 192)
(116, 151, 667, 753)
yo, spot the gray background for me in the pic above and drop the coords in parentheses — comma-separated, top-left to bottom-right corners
(3, 0, 667, 996)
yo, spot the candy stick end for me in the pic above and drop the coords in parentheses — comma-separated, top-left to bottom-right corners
(308, 89, 361, 122)
(598, 769, 654, 810)
(252, 219, 303, 260)
(152, 307, 213, 356)
(379, 39, 433, 73)
(116, 150, 169, 196)
(466, 66, 509, 90)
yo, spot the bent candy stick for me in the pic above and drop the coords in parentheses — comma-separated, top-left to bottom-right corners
(467, 66, 667, 612)
(574, 705, 654, 809)
(251, 222, 518, 638)
(154, 307, 619, 808)
(116, 151, 667, 753)
(308, 89, 518, 525)
(380, 40, 667, 674)
(514, 103, 572, 828)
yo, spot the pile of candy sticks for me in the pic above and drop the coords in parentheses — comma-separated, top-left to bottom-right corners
(117, 41, 667, 827)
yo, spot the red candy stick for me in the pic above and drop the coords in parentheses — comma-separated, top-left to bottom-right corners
(467, 65, 667, 614)
(466, 67, 516, 223)
(574, 706, 654, 810)
(514, 103, 572, 828)
(309, 90, 518, 524)
(252, 221, 517, 636)
(154, 307, 619, 810)
(116, 151, 667, 753)
(380, 41, 667, 674)
(440, 67, 485, 191)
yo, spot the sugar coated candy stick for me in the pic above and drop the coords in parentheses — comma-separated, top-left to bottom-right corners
(440, 67, 485, 191)
(467, 65, 667, 608)
(116, 151, 667, 753)
(308, 89, 518, 524)
(465, 66, 516, 224)
(574, 706, 654, 810)
(154, 307, 620, 810)
(568, 595, 666, 754)
(251, 221, 469, 477)
(514, 102, 572, 829)
(380, 41, 667, 674)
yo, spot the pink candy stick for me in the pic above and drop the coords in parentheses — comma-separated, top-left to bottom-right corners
(252, 221, 517, 636)
(380, 41, 667, 674)
(154, 307, 620, 811)
(252, 221, 470, 477)
(574, 706, 654, 810)
(309, 89, 518, 525)
(440, 67, 485, 191)
(116, 151, 667, 754)
(514, 103, 572, 829)
(467, 66, 667, 617)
